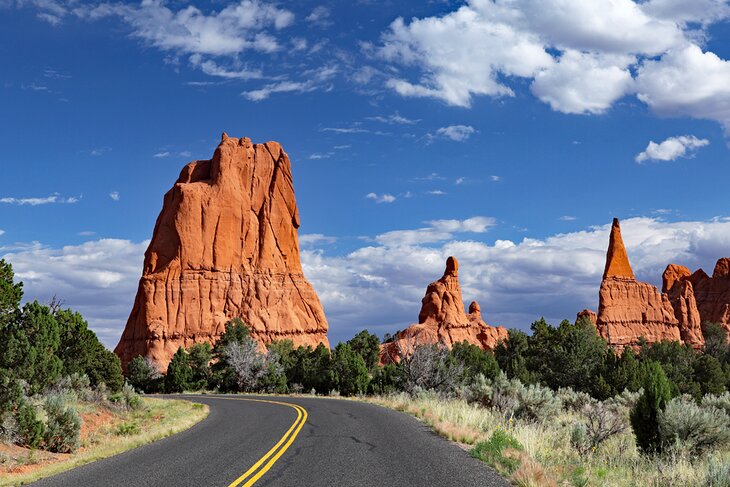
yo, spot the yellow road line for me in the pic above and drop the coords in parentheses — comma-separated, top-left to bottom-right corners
(183, 396, 307, 487)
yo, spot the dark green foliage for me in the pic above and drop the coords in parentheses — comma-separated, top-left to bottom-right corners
(694, 354, 726, 397)
(267, 340, 296, 385)
(165, 347, 192, 393)
(347, 330, 381, 371)
(494, 329, 533, 383)
(43, 396, 81, 453)
(0, 368, 23, 413)
(704, 323, 729, 362)
(526, 318, 609, 392)
(0, 259, 22, 328)
(16, 403, 44, 448)
(631, 361, 673, 454)
(258, 355, 287, 393)
(331, 343, 369, 396)
(87, 347, 124, 393)
(369, 363, 401, 394)
(188, 343, 213, 389)
(55, 309, 123, 391)
(471, 429, 524, 475)
(214, 318, 251, 352)
(604, 347, 644, 395)
(451, 341, 500, 383)
(0, 301, 63, 395)
(640, 340, 695, 397)
(126, 356, 162, 393)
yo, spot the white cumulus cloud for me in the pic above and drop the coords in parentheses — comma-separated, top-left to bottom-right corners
(635, 135, 710, 162)
(377, 0, 730, 130)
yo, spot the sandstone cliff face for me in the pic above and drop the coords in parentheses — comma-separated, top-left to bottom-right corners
(382, 257, 508, 361)
(115, 134, 329, 370)
(689, 259, 730, 334)
(594, 219, 704, 349)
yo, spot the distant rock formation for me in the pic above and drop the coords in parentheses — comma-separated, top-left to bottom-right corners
(115, 134, 329, 370)
(381, 257, 508, 361)
(687, 259, 730, 336)
(593, 218, 704, 349)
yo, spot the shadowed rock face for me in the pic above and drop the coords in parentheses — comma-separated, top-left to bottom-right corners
(382, 256, 508, 361)
(688, 259, 730, 336)
(115, 134, 329, 370)
(594, 219, 704, 349)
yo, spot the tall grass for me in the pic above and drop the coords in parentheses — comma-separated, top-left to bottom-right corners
(366, 392, 730, 486)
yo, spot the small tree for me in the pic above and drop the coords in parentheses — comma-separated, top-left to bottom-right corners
(1, 301, 63, 394)
(332, 343, 369, 396)
(222, 340, 267, 392)
(126, 355, 162, 393)
(188, 343, 213, 389)
(399, 339, 464, 394)
(165, 347, 192, 393)
(451, 340, 500, 383)
(631, 361, 672, 454)
(347, 330, 381, 371)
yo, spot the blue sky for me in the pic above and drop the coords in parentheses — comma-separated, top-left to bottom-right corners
(2, 0, 730, 347)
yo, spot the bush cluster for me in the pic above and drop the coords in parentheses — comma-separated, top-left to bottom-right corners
(0, 259, 129, 454)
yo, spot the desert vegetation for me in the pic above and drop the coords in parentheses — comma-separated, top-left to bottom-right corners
(135, 315, 730, 485)
(0, 260, 208, 483)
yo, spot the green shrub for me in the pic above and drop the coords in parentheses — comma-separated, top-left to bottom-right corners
(571, 401, 627, 456)
(115, 422, 140, 436)
(631, 361, 672, 454)
(515, 382, 562, 422)
(659, 395, 730, 454)
(43, 395, 81, 453)
(471, 428, 524, 475)
(704, 456, 730, 487)
(703, 392, 730, 417)
(126, 355, 162, 393)
(16, 402, 44, 448)
(331, 343, 369, 396)
(110, 382, 142, 411)
(165, 347, 192, 393)
(558, 387, 593, 412)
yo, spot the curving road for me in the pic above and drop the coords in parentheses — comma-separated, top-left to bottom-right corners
(31, 394, 508, 487)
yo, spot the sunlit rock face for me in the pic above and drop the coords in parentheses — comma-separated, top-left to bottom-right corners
(594, 219, 703, 350)
(381, 256, 508, 362)
(115, 134, 329, 370)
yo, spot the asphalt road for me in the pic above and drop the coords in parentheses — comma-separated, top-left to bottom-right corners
(31, 394, 508, 487)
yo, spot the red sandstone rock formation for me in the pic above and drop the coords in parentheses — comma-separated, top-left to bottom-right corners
(596, 219, 683, 348)
(381, 257, 508, 361)
(576, 309, 597, 325)
(688, 258, 730, 334)
(115, 134, 329, 370)
(594, 219, 704, 349)
(662, 264, 704, 346)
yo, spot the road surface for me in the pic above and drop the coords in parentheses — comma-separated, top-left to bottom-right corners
(31, 394, 508, 487)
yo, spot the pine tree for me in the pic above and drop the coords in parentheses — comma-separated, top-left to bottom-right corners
(165, 347, 192, 393)
(631, 361, 672, 453)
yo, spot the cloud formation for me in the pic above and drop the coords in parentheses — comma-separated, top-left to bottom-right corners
(635, 135, 709, 162)
(5, 217, 730, 347)
(378, 0, 730, 130)
(0, 193, 79, 206)
(365, 192, 396, 204)
(433, 125, 476, 142)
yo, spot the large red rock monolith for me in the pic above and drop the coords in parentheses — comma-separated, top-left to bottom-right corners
(115, 134, 329, 370)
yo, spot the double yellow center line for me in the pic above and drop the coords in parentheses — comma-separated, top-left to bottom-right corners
(227, 398, 308, 487)
(185, 396, 307, 487)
